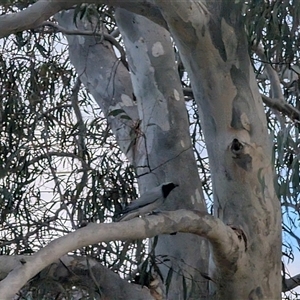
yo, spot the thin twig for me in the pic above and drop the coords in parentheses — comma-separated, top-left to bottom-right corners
(41, 21, 128, 70)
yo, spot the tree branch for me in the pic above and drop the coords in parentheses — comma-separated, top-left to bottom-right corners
(183, 87, 300, 121)
(283, 273, 300, 292)
(0, 0, 167, 39)
(0, 0, 76, 38)
(41, 21, 129, 69)
(0, 210, 241, 299)
(253, 43, 284, 100)
(260, 94, 300, 122)
(0, 255, 153, 299)
(251, 44, 300, 122)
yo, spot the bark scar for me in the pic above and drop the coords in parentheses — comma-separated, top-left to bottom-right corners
(230, 138, 252, 171)
(230, 138, 244, 155)
(229, 225, 248, 251)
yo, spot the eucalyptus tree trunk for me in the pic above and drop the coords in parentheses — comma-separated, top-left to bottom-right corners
(57, 9, 209, 299)
(115, 9, 209, 298)
(151, 1, 282, 299)
(58, 1, 282, 299)
(57, 2, 282, 297)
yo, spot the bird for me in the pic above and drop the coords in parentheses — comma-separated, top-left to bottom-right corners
(117, 182, 178, 222)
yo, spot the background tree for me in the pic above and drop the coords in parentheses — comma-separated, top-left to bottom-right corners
(0, 0, 299, 299)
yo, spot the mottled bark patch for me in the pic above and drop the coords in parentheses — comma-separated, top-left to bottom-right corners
(208, 19, 227, 62)
(230, 65, 254, 131)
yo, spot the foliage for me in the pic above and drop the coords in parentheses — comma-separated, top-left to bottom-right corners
(246, 0, 300, 252)
(0, 29, 140, 274)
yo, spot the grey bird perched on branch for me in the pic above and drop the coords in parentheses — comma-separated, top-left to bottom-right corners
(118, 182, 178, 222)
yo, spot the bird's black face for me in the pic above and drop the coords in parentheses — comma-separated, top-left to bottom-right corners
(162, 182, 179, 198)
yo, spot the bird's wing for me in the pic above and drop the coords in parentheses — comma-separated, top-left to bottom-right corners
(122, 185, 163, 213)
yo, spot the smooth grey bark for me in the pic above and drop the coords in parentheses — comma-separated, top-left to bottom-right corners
(153, 1, 282, 299)
(115, 9, 209, 299)
(56, 11, 139, 163)
(0, 0, 167, 39)
(58, 8, 209, 299)
(0, 210, 241, 299)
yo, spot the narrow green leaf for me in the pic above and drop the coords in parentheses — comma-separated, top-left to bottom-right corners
(120, 115, 132, 120)
(108, 109, 125, 117)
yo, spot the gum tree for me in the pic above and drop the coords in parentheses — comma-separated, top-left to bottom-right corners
(0, 1, 300, 299)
